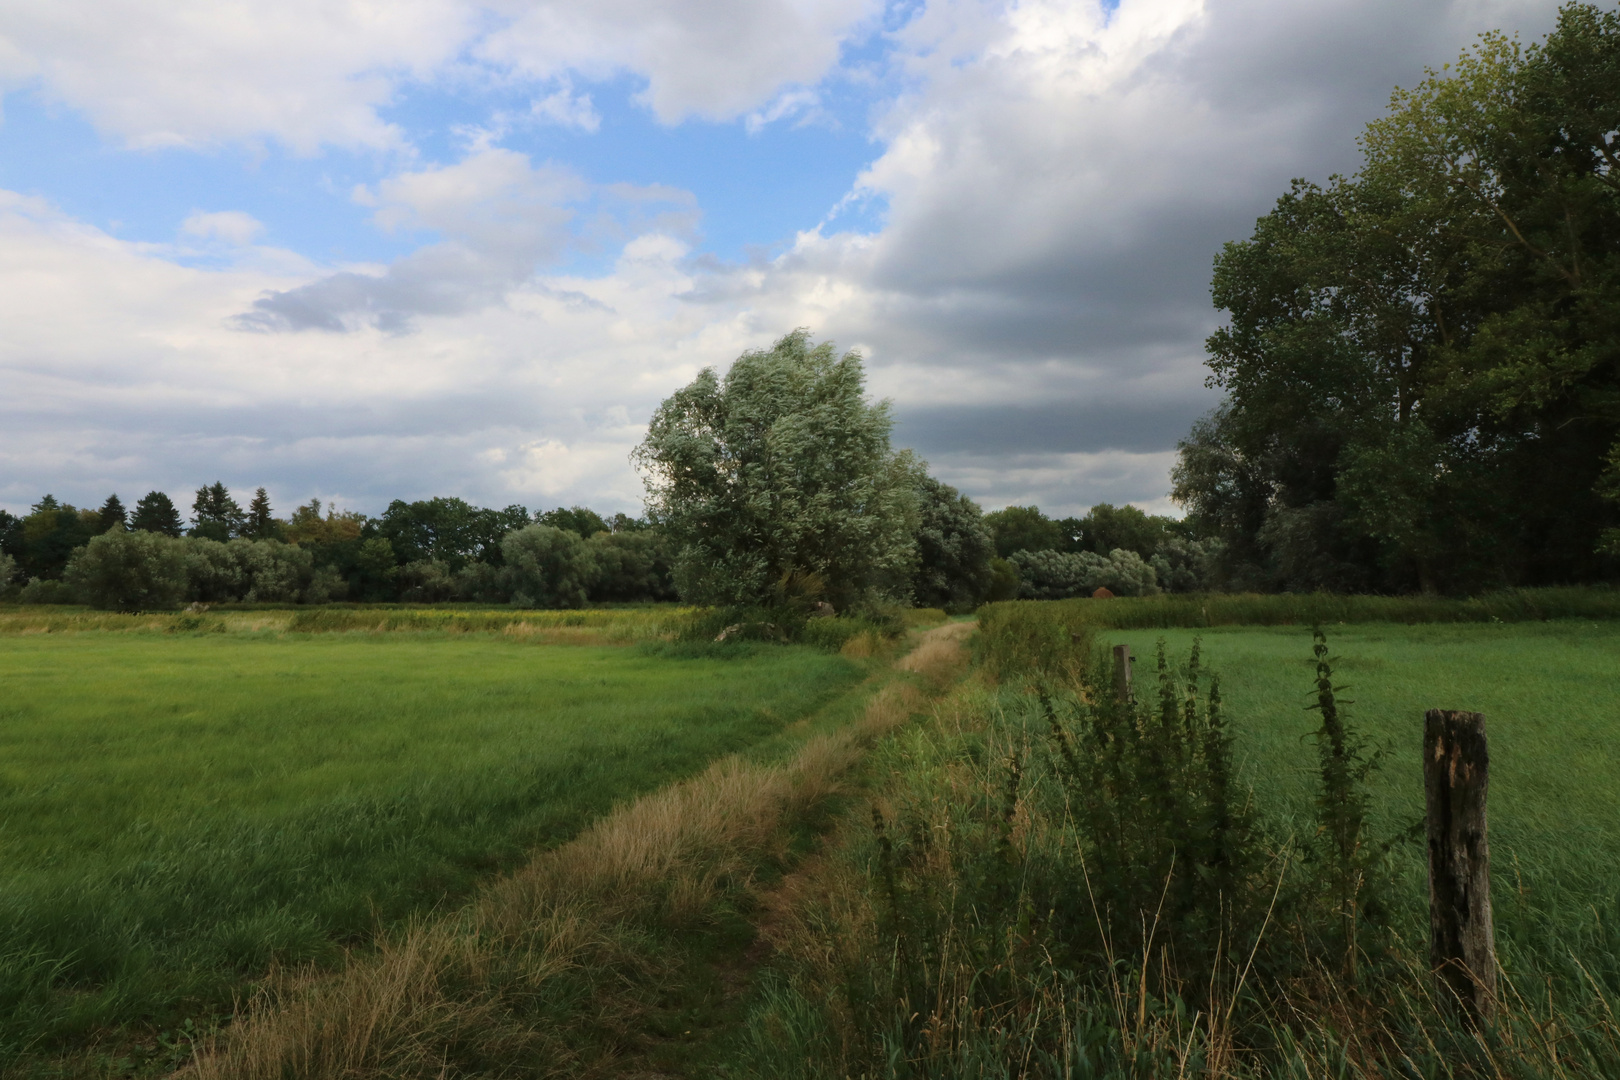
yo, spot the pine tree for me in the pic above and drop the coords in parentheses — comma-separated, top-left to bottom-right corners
(130, 491, 184, 537)
(95, 494, 127, 534)
(245, 487, 281, 540)
(191, 482, 245, 542)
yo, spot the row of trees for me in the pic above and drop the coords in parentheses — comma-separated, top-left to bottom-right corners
(977, 503, 1223, 598)
(1174, 3, 1620, 594)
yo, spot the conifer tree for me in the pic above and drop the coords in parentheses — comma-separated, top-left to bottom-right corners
(245, 487, 281, 540)
(130, 491, 184, 537)
(190, 482, 245, 542)
(95, 494, 127, 534)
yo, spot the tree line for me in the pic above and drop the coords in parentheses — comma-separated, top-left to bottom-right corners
(1174, 3, 1620, 594)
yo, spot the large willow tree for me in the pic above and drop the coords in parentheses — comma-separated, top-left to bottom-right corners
(1175, 3, 1620, 592)
(634, 329, 920, 609)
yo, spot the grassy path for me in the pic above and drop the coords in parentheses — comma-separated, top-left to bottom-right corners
(180, 622, 976, 1080)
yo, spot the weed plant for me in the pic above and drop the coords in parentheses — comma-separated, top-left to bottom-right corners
(730, 629, 1620, 1078)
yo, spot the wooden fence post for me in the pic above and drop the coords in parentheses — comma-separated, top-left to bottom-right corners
(1112, 644, 1133, 704)
(1424, 708, 1496, 1023)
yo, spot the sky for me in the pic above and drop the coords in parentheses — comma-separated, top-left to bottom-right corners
(0, 0, 1566, 521)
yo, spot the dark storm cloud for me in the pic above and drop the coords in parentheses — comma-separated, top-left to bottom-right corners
(894, 395, 1216, 457)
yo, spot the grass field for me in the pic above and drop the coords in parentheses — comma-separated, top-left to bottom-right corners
(1100, 620, 1620, 902)
(0, 626, 867, 1059)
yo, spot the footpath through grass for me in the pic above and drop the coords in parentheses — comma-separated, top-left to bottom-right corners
(0, 627, 864, 1066)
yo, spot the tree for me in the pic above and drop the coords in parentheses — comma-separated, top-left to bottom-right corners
(13, 496, 97, 580)
(588, 530, 676, 602)
(95, 494, 127, 534)
(283, 498, 366, 546)
(374, 498, 527, 570)
(983, 505, 1064, 557)
(911, 475, 996, 611)
(634, 329, 920, 610)
(1009, 548, 1161, 599)
(191, 482, 245, 542)
(64, 530, 189, 611)
(243, 488, 283, 541)
(538, 506, 609, 538)
(1175, 5, 1620, 591)
(130, 491, 184, 537)
(500, 525, 596, 608)
(1075, 503, 1170, 561)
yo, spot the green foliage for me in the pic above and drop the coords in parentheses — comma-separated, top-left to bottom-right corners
(130, 490, 184, 537)
(980, 584, 1620, 631)
(1178, 6, 1620, 592)
(190, 482, 245, 542)
(982, 504, 1062, 557)
(17, 578, 74, 604)
(634, 329, 920, 610)
(976, 600, 1093, 681)
(11, 496, 96, 581)
(499, 525, 595, 609)
(1072, 501, 1170, 559)
(94, 494, 127, 534)
(243, 487, 283, 541)
(63, 530, 190, 611)
(536, 505, 609, 538)
(0, 551, 17, 598)
(985, 556, 1019, 601)
(910, 474, 995, 611)
(1007, 546, 1161, 598)
(373, 497, 529, 571)
(586, 529, 675, 602)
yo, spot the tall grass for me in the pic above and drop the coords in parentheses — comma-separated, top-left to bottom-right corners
(180, 622, 974, 1080)
(728, 628, 1620, 1078)
(981, 584, 1620, 630)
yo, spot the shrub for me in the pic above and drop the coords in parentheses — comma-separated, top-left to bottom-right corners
(0, 552, 17, 599)
(500, 525, 595, 609)
(181, 537, 244, 602)
(18, 577, 77, 604)
(976, 601, 1093, 682)
(1009, 547, 1160, 599)
(63, 530, 190, 611)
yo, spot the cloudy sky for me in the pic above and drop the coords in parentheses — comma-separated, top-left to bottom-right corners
(0, 0, 1563, 520)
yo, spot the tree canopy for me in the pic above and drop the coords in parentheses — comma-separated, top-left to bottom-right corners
(1175, 3, 1620, 592)
(634, 329, 920, 609)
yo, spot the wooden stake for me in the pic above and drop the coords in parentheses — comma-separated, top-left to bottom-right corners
(1112, 644, 1133, 704)
(1424, 708, 1496, 1023)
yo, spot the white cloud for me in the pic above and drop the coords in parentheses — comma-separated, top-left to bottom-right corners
(0, 0, 473, 151)
(179, 210, 264, 246)
(476, 0, 879, 123)
(0, 0, 880, 152)
(0, 0, 1573, 520)
(530, 79, 601, 132)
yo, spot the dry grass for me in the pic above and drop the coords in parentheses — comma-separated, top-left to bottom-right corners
(181, 622, 973, 1080)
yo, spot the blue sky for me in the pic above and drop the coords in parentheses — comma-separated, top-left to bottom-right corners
(0, 0, 1562, 520)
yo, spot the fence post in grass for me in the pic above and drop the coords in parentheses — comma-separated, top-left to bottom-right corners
(1424, 708, 1497, 1024)
(1112, 644, 1133, 704)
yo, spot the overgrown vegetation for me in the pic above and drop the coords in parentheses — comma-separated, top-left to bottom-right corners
(728, 614, 1620, 1077)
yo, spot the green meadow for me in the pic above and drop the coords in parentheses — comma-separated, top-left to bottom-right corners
(1101, 620, 1620, 899)
(0, 625, 865, 1055)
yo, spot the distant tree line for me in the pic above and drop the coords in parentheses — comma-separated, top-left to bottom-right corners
(978, 503, 1222, 599)
(1174, 4, 1620, 594)
(0, 486, 681, 611)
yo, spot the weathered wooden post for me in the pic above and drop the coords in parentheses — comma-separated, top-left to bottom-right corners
(1112, 644, 1133, 704)
(1423, 708, 1496, 1023)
